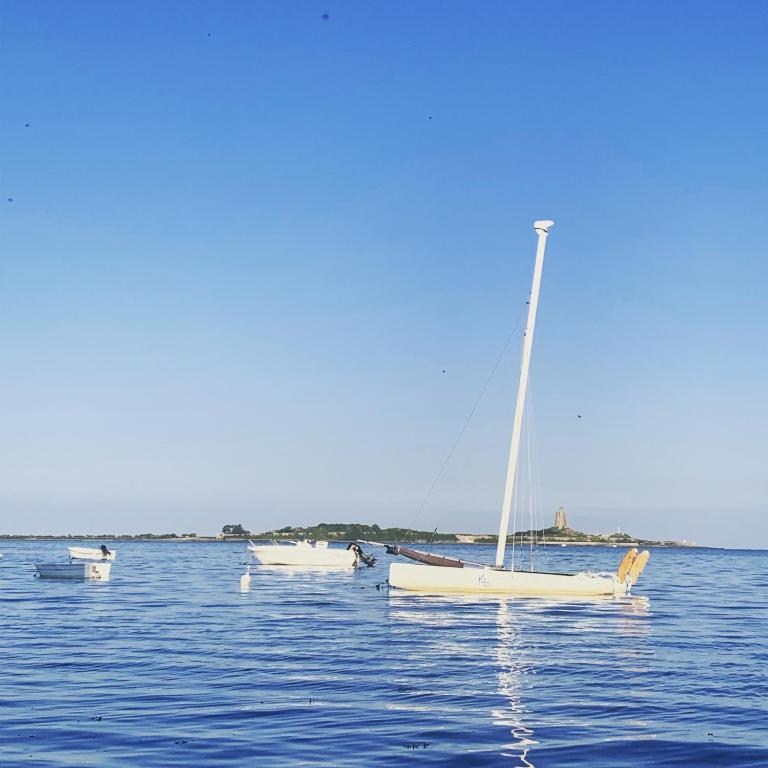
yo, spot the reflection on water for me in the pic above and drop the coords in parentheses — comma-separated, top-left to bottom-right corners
(250, 564, 359, 576)
(618, 596, 652, 637)
(387, 592, 653, 766)
(493, 600, 537, 767)
(241, 563, 359, 591)
(4, 541, 768, 767)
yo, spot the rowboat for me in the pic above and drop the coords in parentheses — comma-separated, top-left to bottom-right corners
(35, 561, 112, 580)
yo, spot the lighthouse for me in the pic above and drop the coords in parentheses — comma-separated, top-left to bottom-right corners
(554, 506, 568, 530)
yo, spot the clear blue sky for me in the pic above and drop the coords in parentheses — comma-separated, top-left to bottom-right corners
(1, 1, 766, 546)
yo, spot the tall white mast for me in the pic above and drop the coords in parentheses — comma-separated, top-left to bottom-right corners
(495, 220, 554, 568)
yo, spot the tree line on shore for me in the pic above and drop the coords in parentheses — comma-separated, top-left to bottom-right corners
(224, 522, 459, 543)
(1, 522, 680, 547)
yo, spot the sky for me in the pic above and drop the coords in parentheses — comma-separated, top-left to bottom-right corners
(1, 1, 766, 546)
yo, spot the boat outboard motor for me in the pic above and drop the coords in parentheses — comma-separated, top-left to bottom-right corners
(100, 545, 110, 558)
(346, 542, 376, 567)
(359, 549, 376, 567)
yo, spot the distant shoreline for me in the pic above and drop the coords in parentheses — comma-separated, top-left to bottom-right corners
(0, 520, 702, 548)
(0, 534, 706, 548)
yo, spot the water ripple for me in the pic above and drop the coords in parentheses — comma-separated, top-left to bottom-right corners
(1, 541, 767, 766)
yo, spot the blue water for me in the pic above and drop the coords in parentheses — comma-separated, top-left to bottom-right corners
(1, 541, 767, 767)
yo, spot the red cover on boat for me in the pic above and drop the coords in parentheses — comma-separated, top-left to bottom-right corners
(390, 546, 464, 568)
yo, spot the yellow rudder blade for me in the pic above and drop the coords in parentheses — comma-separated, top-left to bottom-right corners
(627, 550, 650, 586)
(616, 548, 638, 583)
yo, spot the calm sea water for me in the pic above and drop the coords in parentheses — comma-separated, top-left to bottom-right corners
(1, 541, 767, 767)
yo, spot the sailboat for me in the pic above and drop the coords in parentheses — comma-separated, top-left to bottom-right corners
(388, 220, 649, 596)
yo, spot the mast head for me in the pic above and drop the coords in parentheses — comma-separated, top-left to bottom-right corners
(533, 220, 555, 233)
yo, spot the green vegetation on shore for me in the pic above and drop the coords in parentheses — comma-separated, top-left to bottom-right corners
(253, 522, 458, 543)
(463, 526, 684, 547)
(0, 522, 691, 547)
(244, 522, 687, 547)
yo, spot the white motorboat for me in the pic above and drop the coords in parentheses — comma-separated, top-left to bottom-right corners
(248, 539, 373, 567)
(67, 545, 116, 561)
(35, 561, 112, 580)
(387, 221, 649, 596)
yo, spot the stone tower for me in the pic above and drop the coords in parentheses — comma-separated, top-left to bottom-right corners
(554, 506, 568, 530)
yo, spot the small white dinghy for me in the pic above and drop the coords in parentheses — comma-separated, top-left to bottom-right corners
(248, 539, 374, 568)
(35, 561, 112, 580)
(67, 545, 116, 561)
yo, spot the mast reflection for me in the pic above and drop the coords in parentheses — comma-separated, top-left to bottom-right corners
(493, 599, 537, 766)
(387, 592, 652, 765)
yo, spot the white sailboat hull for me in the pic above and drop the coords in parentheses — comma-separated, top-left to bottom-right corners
(67, 547, 116, 561)
(388, 563, 628, 597)
(249, 542, 357, 567)
(35, 561, 112, 580)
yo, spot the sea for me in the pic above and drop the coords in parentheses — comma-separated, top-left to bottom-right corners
(1, 541, 766, 767)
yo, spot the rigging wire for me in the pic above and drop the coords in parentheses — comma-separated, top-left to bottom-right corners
(527, 408, 534, 570)
(527, 383, 551, 567)
(511, 442, 520, 569)
(511, 305, 529, 570)
(402, 302, 529, 540)
(529, 386, 548, 565)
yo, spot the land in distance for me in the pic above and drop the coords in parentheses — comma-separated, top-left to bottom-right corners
(242, 522, 694, 547)
(0, 522, 697, 547)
